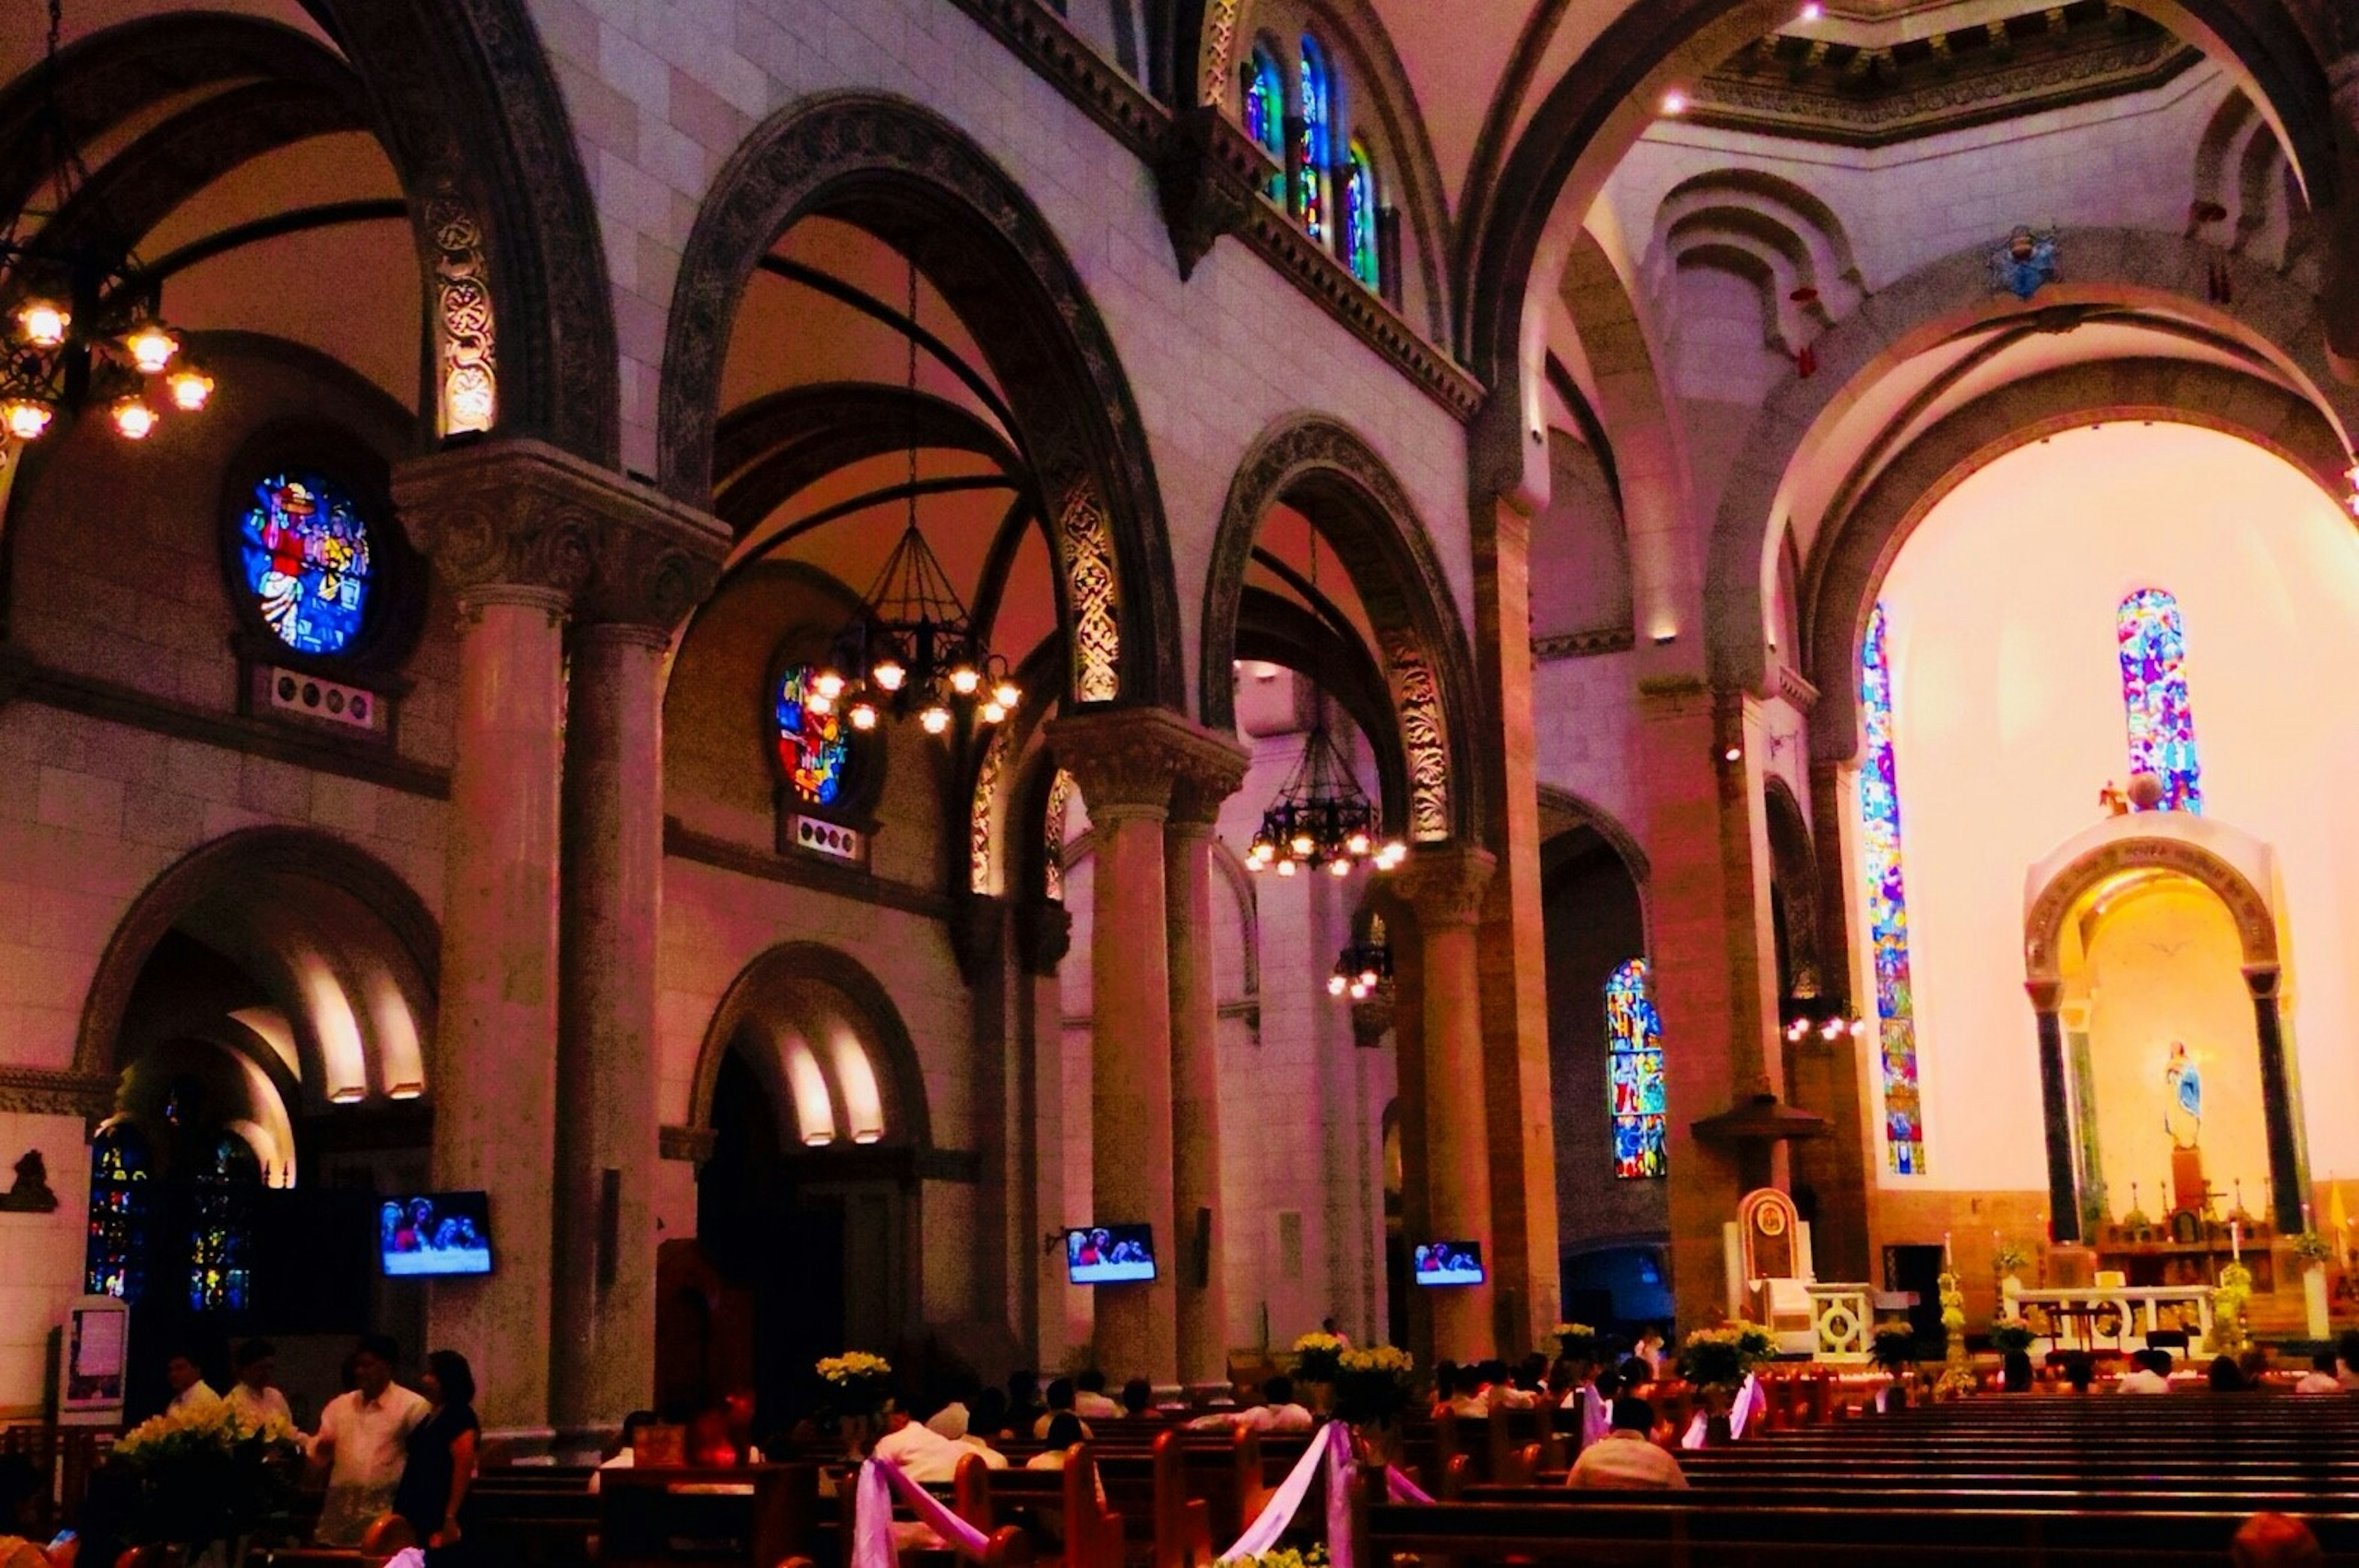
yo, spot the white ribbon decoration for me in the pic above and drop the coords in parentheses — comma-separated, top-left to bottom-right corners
(852, 1453, 996, 1568)
(1218, 1420, 1356, 1567)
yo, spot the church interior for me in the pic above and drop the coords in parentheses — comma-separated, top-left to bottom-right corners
(4, 0, 2359, 1558)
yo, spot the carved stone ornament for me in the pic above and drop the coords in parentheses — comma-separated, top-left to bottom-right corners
(0, 1066, 115, 1118)
(0, 1150, 58, 1213)
(393, 439, 726, 629)
(659, 1124, 719, 1164)
(1396, 844, 1496, 930)
(1047, 707, 1247, 821)
(2024, 833, 2276, 981)
(1155, 106, 1276, 281)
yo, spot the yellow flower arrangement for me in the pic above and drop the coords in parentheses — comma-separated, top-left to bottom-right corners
(113, 1398, 299, 1547)
(816, 1351, 894, 1415)
(1291, 1331, 1347, 1383)
(1552, 1322, 1602, 1363)
(1332, 1344, 1416, 1423)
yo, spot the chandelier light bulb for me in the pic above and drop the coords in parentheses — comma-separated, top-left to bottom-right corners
(873, 658, 907, 692)
(1328, 857, 1352, 877)
(807, 692, 834, 717)
(1276, 858, 1297, 878)
(993, 679, 1020, 709)
(124, 320, 179, 375)
(815, 669, 847, 700)
(17, 300, 67, 348)
(948, 664, 981, 696)
(980, 699, 1007, 724)
(1328, 975, 1348, 996)
(1347, 830, 1372, 856)
(1360, 967, 1380, 988)
(1290, 832, 1315, 857)
(111, 397, 157, 440)
(1350, 982, 1371, 1000)
(848, 701, 879, 731)
(1, 399, 52, 440)
(166, 366, 213, 412)
(919, 703, 952, 735)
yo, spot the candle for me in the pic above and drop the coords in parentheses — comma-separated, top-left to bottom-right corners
(1944, 1231, 1953, 1267)
(2232, 1219, 2242, 1261)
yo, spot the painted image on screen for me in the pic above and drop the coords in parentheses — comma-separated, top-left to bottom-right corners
(379, 1192, 495, 1277)
(1411, 1240, 1485, 1286)
(1065, 1223, 1156, 1284)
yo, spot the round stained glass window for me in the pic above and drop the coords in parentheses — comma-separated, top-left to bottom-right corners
(238, 470, 374, 657)
(777, 664, 853, 808)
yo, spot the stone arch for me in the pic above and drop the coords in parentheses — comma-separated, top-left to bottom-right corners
(1761, 774, 1821, 1006)
(2024, 830, 2278, 986)
(685, 942, 934, 1153)
(1802, 357, 2350, 762)
(656, 92, 1181, 710)
(1202, 413, 1487, 843)
(1709, 230, 2359, 703)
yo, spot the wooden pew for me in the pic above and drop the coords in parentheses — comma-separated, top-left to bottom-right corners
(597, 1462, 820, 1568)
(950, 1445, 1122, 1568)
(1090, 1429, 1213, 1568)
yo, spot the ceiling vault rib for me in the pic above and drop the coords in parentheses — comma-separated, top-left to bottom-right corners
(756, 255, 1024, 446)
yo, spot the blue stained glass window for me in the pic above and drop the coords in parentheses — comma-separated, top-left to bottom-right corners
(1242, 47, 1287, 202)
(187, 1133, 258, 1314)
(1860, 602, 1924, 1174)
(777, 664, 851, 808)
(1296, 37, 1331, 243)
(238, 471, 374, 657)
(1606, 959, 1667, 1179)
(1344, 141, 1380, 289)
(2116, 588, 2202, 814)
(84, 1126, 150, 1301)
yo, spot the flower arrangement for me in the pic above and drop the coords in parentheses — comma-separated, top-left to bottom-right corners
(1291, 1331, 1347, 1385)
(1553, 1322, 1602, 1366)
(1869, 1326, 1917, 1376)
(1933, 1273, 1976, 1397)
(1224, 1549, 1329, 1568)
(1992, 1241, 2032, 1274)
(2291, 1231, 2336, 1266)
(2213, 1262, 2253, 1354)
(1331, 1344, 1416, 1425)
(1990, 1322, 2036, 1356)
(112, 1400, 297, 1548)
(1676, 1323, 1777, 1392)
(816, 1351, 895, 1417)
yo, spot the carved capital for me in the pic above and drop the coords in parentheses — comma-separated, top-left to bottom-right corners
(0, 1066, 115, 1118)
(394, 439, 726, 630)
(1017, 898, 1074, 977)
(2024, 978, 2065, 1015)
(1396, 844, 1496, 930)
(1350, 993, 1395, 1048)
(1154, 106, 1275, 281)
(2244, 964, 2283, 1000)
(1047, 708, 1245, 822)
(659, 1123, 718, 1164)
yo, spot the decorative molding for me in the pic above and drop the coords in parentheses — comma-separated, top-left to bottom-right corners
(1396, 844, 1497, 930)
(0, 1067, 115, 1119)
(1532, 626, 1635, 662)
(1774, 663, 1822, 711)
(659, 1124, 718, 1164)
(1015, 897, 1074, 977)
(1055, 483, 1123, 704)
(2024, 833, 2276, 981)
(1155, 105, 1275, 282)
(663, 817, 954, 920)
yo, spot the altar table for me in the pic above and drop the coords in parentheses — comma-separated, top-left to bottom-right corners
(2001, 1280, 2214, 1356)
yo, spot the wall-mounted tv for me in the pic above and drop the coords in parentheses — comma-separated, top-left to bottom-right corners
(379, 1192, 495, 1277)
(1065, 1223, 1156, 1284)
(1412, 1240, 1485, 1286)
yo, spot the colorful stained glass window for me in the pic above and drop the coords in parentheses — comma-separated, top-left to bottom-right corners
(1242, 47, 1286, 202)
(187, 1133, 259, 1314)
(1296, 37, 1331, 243)
(1860, 602, 1924, 1174)
(1606, 959, 1667, 1179)
(84, 1126, 150, 1301)
(1344, 142, 1380, 289)
(2116, 588, 2202, 814)
(777, 663, 852, 808)
(238, 470, 374, 657)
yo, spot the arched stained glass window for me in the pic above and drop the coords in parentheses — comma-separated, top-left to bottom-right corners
(1606, 959, 1667, 1179)
(1241, 45, 1287, 203)
(2116, 588, 2203, 813)
(84, 1125, 150, 1301)
(777, 663, 853, 808)
(1344, 141, 1380, 290)
(1860, 602, 1924, 1174)
(238, 470, 374, 657)
(188, 1133, 259, 1314)
(1296, 36, 1331, 244)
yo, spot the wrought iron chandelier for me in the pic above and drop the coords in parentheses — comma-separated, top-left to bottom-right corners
(811, 255, 1016, 738)
(0, 0, 213, 447)
(1328, 916, 1393, 1000)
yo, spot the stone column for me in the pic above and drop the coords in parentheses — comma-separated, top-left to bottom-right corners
(2025, 980, 2080, 1244)
(549, 473, 723, 1451)
(1165, 742, 1248, 1394)
(394, 445, 579, 1439)
(2246, 964, 2306, 1233)
(1046, 708, 1240, 1388)
(1398, 845, 1497, 1364)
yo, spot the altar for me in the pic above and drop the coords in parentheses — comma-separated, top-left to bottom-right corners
(2002, 1279, 2215, 1356)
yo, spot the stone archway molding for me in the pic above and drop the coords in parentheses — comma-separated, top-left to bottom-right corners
(2022, 814, 2280, 986)
(655, 91, 1183, 710)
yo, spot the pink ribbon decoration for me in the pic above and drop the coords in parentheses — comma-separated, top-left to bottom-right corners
(1384, 1464, 1433, 1505)
(1218, 1420, 1356, 1567)
(853, 1454, 996, 1567)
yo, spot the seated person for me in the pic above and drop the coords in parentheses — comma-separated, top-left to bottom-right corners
(2060, 1351, 2096, 1394)
(1187, 1375, 1312, 1432)
(588, 1410, 661, 1494)
(874, 1402, 1006, 1483)
(1027, 1412, 1087, 1470)
(968, 1387, 1014, 1441)
(1567, 1397, 1687, 1491)
(2234, 1511, 2323, 1568)
(1031, 1378, 1094, 1441)
(2208, 1354, 2250, 1392)
(1431, 1365, 1488, 1421)
(2339, 1330, 2359, 1391)
(1613, 1356, 1657, 1404)
(2118, 1348, 2173, 1393)
(2294, 1349, 2343, 1394)
(2000, 1350, 2035, 1392)
(1484, 1357, 1540, 1411)
(1119, 1378, 1154, 1418)
(1072, 1369, 1122, 1420)
(0, 1455, 76, 1567)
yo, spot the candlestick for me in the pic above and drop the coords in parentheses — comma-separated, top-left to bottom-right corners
(2232, 1219, 2242, 1262)
(1944, 1231, 1953, 1267)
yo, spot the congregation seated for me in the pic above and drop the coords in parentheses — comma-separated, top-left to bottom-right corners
(2234, 1512, 2323, 1567)
(1613, 1356, 1657, 1404)
(1072, 1370, 1122, 1421)
(2293, 1349, 2342, 1394)
(877, 1400, 1008, 1483)
(1565, 1396, 1686, 1491)
(1119, 1378, 1154, 1419)
(1030, 1378, 1093, 1441)
(1186, 1376, 1313, 1433)
(1006, 1371, 1047, 1438)
(2118, 1348, 2173, 1392)
(2000, 1349, 2035, 1392)
(2061, 1351, 2096, 1393)
(1025, 1413, 1086, 1469)
(1430, 1364, 1487, 1421)
(2209, 1354, 2250, 1392)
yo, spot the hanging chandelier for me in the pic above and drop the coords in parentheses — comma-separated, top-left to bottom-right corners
(1245, 718, 1402, 876)
(810, 254, 1016, 739)
(1328, 916, 1393, 1000)
(0, 1, 213, 448)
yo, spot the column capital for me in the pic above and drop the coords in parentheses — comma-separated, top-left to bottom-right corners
(2024, 978, 2065, 1014)
(1396, 844, 1497, 930)
(394, 438, 727, 630)
(2243, 963, 2283, 999)
(1046, 707, 1246, 823)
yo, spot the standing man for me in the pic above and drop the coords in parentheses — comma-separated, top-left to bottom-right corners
(224, 1339, 297, 1433)
(165, 1350, 222, 1415)
(309, 1335, 429, 1547)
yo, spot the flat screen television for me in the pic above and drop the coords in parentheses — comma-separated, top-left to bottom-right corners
(379, 1192, 495, 1277)
(1411, 1240, 1485, 1286)
(1065, 1223, 1156, 1284)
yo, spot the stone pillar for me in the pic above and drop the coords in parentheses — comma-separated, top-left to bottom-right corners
(2246, 964, 2306, 1233)
(1470, 494, 1559, 1353)
(1046, 708, 1242, 1387)
(1166, 744, 1248, 1392)
(1398, 845, 1497, 1363)
(2025, 980, 2080, 1244)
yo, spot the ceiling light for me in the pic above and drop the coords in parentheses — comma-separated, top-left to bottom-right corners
(1660, 89, 1689, 116)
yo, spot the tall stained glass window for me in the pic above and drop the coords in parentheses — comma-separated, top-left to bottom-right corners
(1241, 47, 1286, 202)
(1296, 37, 1331, 243)
(187, 1133, 259, 1313)
(84, 1125, 150, 1301)
(1860, 602, 1923, 1174)
(1606, 959, 1667, 1179)
(1344, 141, 1380, 289)
(777, 663, 851, 808)
(2116, 588, 2202, 813)
(238, 471, 374, 657)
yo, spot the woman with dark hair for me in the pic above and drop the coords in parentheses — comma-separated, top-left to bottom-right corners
(2000, 1350, 2035, 1392)
(385, 1349, 480, 1558)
